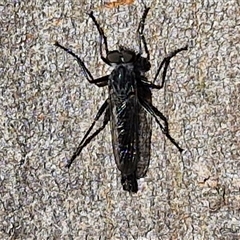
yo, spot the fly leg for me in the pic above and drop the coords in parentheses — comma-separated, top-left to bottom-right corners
(140, 99, 183, 152)
(54, 41, 108, 87)
(66, 99, 110, 168)
(88, 12, 110, 65)
(137, 6, 150, 59)
(152, 45, 188, 87)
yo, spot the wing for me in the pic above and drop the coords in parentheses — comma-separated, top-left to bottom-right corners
(109, 65, 140, 176)
(135, 84, 152, 178)
(110, 95, 139, 176)
(110, 86, 152, 178)
(109, 65, 152, 180)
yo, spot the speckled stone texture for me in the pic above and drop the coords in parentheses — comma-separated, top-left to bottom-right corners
(0, 0, 239, 239)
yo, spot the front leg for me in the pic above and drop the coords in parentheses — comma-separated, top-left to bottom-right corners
(54, 41, 108, 87)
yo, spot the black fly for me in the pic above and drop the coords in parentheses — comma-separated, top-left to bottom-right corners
(54, 7, 188, 193)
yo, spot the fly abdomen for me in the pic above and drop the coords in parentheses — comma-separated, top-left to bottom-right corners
(121, 173, 138, 193)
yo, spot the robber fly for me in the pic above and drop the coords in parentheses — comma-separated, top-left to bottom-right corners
(54, 7, 188, 193)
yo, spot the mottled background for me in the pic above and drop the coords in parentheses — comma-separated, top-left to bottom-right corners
(0, 0, 239, 239)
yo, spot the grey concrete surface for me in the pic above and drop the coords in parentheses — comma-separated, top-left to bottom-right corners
(0, 0, 239, 239)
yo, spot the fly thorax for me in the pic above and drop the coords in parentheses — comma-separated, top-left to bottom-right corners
(110, 65, 136, 99)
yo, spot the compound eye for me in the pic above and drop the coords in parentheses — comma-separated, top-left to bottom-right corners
(122, 50, 135, 63)
(107, 51, 121, 63)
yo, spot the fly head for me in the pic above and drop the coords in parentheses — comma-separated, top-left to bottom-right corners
(107, 48, 136, 64)
(107, 47, 151, 72)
